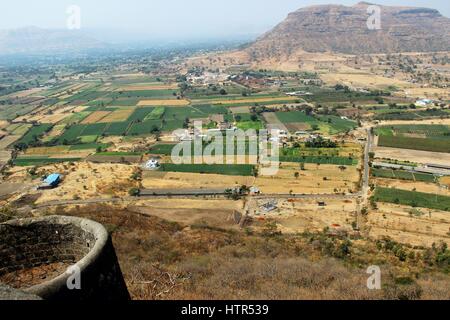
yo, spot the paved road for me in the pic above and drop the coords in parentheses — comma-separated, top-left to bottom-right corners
(254, 193, 360, 200)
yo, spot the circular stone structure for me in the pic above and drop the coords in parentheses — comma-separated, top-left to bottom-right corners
(0, 216, 130, 301)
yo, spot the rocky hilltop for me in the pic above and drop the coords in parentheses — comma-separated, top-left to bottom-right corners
(247, 2, 450, 58)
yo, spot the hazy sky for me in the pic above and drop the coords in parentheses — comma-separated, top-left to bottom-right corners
(2, 0, 449, 39)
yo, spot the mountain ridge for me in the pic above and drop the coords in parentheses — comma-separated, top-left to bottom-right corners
(246, 2, 450, 58)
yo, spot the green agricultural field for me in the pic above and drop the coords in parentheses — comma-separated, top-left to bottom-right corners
(145, 107, 165, 120)
(59, 111, 91, 125)
(108, 89, 179, 99)
(278, 155, 357, 166)
(81, 123, 108, 136)
(127, 107, 155, 121)
(193, 105, 228, 115)
(103, 121, 132, 136)
(69, 143, 109, 151)
(316, 115, 357, 134)
(96, 151, 143, 156)
(376, 124, 450, 139)
(6, 123, 33, 136)
(16, 124, 53, 145)
(275, 111, 356, 134)
(374, 109, 449, 121)
(236, 121, 264, 131)
(163, 107, 202, 120)
(56, 124, 87, 144)
(13, 157, 82, 167)
(275, 111, 317, 124)
(149, 144, 177, 155)
(0, 105, 40, 120)
(79, 135, 98, 143)
(372, 168, 436, 183)
(160, 163, 255, 176)
(378, 135, 450, 153)
(161, 120, 185, 132)
(128, 120, 162, 135)
(373, 187, 450, 211)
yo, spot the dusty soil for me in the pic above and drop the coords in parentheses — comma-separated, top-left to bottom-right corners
(368, 203, 450, 247)
(0, 262, 71, 289)
(5, 162, 137, 204)
(255, 163, 360, 194)
(374, 147, 450, 166)
(142, 171, 255, 190)
(129, 198, 242, 228)
(252, 198, 357, 234)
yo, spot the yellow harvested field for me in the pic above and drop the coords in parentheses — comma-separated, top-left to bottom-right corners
(35, 113, 71, 124)
(321, 73, 410, 89)
(137, 99, 190, 106)
(374, 146, 450, 167)
(120, 83, 178, 91)
(255, 163, 360, 194)
(25, 146, 71, 155)
(0, 150, 11, 163)
(142, 171, 255, 189)
(441, 177, 450, 188)
(4, 87, 44, 98)
(72, 106, 89, 113)
(403, 87, 450, 100)
(230, 106, 251, 113)
(0, 135, 21, 150)
(194, 96, 299, 105)
(81, 111, 111, 124)
(99, 109, 135, 123)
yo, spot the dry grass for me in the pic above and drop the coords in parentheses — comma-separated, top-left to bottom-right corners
(137, 100, 190, 106)
(0, 135, 21, 150)
(374, 147, 450, 167)
(45, 204, 450, 300)
(255, 163, 360, 194)
(367, 203, 450, 247)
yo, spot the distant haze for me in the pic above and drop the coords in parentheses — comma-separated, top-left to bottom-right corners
(2, 0, 449, 42)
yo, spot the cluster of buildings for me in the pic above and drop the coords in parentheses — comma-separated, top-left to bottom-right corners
(187, 71, 230, 86)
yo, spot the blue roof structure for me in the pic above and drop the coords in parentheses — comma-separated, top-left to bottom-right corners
(44, 174, 61, 187)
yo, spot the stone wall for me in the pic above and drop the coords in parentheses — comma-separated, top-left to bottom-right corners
(0, 216, 130, 301)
